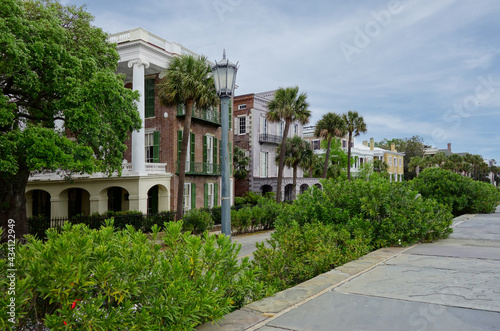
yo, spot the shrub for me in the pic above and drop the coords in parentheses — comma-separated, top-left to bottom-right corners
(411, 168, 500, 216)
(181, 209, 214, 234)
(0, 222, 269, 330)
(252, 220, 370, 291)
(231, 197, 287, 234)
(280, 178, 453, 247)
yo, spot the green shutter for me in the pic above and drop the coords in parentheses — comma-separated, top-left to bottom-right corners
(213, 138, 218, 165)
(145, 79, 155, 118)
(191, 183, 196, 209)
(204, 183, 208, 208)
(214, 183, 218, 207)
(177, 104, 184, 116)
(190, 132, 195, 172)
(153, 131, 160, 163)
(229, 103, 232, 130)
(203, 135, 207, 173)
(177, 130, 183, 167)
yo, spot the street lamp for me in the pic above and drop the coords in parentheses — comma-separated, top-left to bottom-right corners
(212, 50, 238, 238)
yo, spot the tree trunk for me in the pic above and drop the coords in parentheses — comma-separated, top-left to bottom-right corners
(322, 137, 332, 178)
(176, 100, 194, 221)
(276, 120, 290, 203)
(347, 132, 353, 181)
(292, 165, 297, 200)
(1, 164, 30, 243)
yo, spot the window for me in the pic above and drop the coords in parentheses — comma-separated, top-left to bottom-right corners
(260, 152, 268, 177)
(145, 78, 155, 118)
(261, 117, 268, 134)
(342, 140, 347, 148)
(183, 183, 196, 212)
(204, 183, 218, 208)
(145, 131, 159, 163)
(239, 116, 246, 135)
(178, 131, 195, 171)
(399, 158, 402, 167)
(312, 140, 321, 150)
(203, 135, 215, 173)
(293, 124, 298, 136)
(238, 104, 247, 110)
(389, 156, 392, 166)
(278, 121, 284, 137)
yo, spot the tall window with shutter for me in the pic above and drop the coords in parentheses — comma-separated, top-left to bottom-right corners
(145, 131, 159, 163)
(145, 78, 155, 118)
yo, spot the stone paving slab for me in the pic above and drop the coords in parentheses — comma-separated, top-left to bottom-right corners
(337, 255, 500, 312)
(264, 292, 500, 331)
(404, 240, 500, 260)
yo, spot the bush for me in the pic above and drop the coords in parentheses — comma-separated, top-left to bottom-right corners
(411, 168, 500, 216)
(231, 197, 286, 234)
(252, 220, 370, 291)
(279, 178, 453, 247)
(0, 222, 269, 330)
(181, 209, 214, 234)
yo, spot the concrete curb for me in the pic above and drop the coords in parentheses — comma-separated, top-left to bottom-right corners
(197, 214, 477, 331)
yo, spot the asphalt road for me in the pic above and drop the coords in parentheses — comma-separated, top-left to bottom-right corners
(233, 230, 274, 260)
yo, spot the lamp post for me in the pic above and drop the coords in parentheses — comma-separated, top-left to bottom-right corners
(212, 50, 238, 238)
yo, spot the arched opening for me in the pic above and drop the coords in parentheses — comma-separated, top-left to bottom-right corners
(147, 185, 159, 214)
(260, 185, 273, 195)
(284, 184, 294, 201)
(107, 186, 129, 212)
(67, 188, 90, 217)
(300, 184, 309, 195)
(314, 183, 322, 190)
(30, 190, 51, 218)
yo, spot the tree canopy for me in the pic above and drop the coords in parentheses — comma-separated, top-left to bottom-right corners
(0, 0, 141, 240)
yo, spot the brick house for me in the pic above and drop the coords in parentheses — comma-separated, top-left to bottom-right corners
(25, 28, 233, 218)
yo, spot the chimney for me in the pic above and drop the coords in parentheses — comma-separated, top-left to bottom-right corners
(447, 143, 452, 152)
(370, 138, 374, 151)
(362, 140, 368, 147)
(391, 143, 396, 152)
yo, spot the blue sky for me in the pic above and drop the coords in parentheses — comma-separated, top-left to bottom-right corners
(64, 0, 500, 161)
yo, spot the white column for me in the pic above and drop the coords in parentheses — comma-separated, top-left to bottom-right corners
(128, 59, 150, 175)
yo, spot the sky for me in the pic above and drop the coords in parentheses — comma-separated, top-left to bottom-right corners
(63, 0, 500, 161)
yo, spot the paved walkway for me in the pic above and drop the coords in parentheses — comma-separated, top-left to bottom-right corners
(198, 206, 500, 331)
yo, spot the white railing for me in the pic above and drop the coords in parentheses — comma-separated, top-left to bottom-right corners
(107, 28, 198, 56)
(29, 163, 168, 181)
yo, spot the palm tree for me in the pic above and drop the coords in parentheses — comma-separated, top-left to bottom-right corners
(408, 156, 423, 176)
(276, 136, 313, 200)
(233, 145, 250, 180)
(433, 152, 446, 168)
(342, 111, 367, 181)
(267, 87, 311, 202)
(157, 54, 218, 220)
(314, 112, 347, 178)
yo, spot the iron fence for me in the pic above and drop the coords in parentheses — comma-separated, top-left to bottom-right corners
(27, 212, 176, 240)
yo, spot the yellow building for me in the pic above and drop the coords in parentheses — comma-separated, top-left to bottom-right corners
(383, 143, 405, 182)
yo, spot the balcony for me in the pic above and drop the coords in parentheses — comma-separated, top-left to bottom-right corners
(176, 162, 221, 176)
(259, 134, 282, 145)
(29, 163, 168, 181)
(176, 105, 221, 126)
